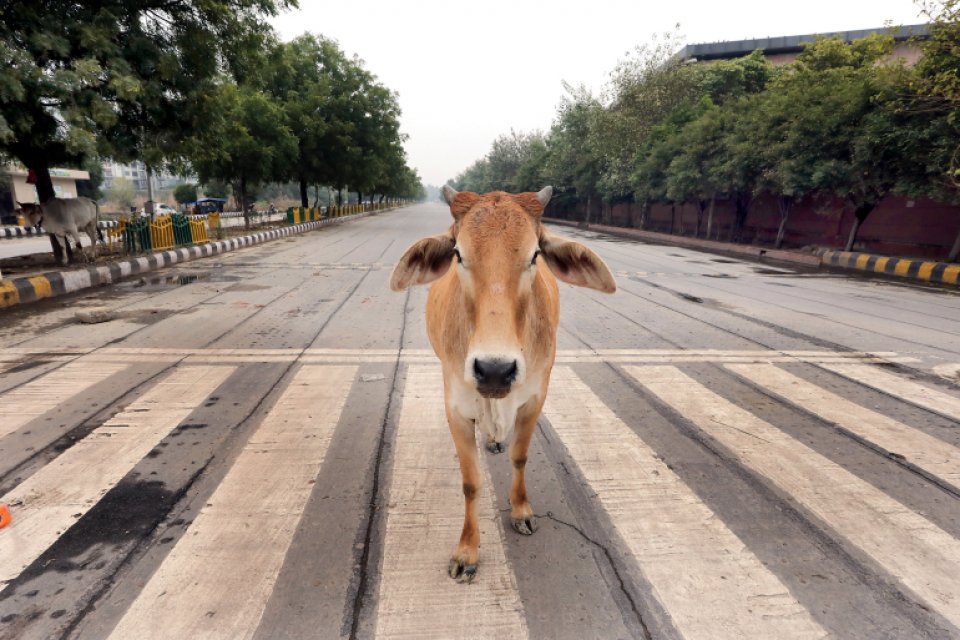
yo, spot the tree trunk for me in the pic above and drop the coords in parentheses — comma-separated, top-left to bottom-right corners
(775, 196, 793, 249)
(240, 176, 249, 230)
(844, 202, 876, 252)
(669, 203, 676, 235)
(337, 189, 343, 206)
(949, 225, 960, 262)
(30, 164, 70, 263)
(639, 202, 649, 230)
(695, 200, 707, 238)
(706, 197, 716, 240)
(731, 192, 751, 243)
(584, 194, 592, 226)
(299, 177, 308, 208)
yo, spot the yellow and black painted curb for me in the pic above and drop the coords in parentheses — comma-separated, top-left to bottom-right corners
(820, 250, 960, 287)
(0, 209, 383, 310)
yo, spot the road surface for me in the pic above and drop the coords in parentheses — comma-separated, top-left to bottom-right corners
(1, 202, 959, 639)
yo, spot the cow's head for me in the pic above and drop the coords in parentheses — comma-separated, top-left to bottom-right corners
(391, 186, 615, 398)
(16, 202, 43, 228)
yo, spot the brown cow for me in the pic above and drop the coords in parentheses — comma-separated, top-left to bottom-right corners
(390, 186, 615, 582)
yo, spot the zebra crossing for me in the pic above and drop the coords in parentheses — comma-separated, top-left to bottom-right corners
(1, 348, 959, 638)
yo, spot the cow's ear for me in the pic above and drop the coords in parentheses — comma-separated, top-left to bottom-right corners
(390, 230, 457, 291)
(442, 185, 480, 220)
(539, 231, 616, 293)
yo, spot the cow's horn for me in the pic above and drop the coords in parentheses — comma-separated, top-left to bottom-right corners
(442, 185, 458, 205)
(536, 186, 553, 207)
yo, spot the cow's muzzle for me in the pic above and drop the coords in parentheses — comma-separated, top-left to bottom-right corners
(473, 358, 518, 398)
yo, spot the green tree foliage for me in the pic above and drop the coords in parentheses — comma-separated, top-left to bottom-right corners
(173, 183, 199, 204)
(0, 0, 293, 202)
(188, 83, 297, 225)
(451, 29, 960, 257)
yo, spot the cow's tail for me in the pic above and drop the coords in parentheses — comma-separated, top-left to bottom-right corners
(95, 200, 104, 242)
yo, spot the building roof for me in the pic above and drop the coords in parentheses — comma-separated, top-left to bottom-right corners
(676, 23, 929, 62)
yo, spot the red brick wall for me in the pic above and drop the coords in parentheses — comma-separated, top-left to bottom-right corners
(550, 194, 960, 260)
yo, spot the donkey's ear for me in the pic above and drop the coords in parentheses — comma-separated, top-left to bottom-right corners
(390, 230, 457, 291)
(539, 230, 616, 293)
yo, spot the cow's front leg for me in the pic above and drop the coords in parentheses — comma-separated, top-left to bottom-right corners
(509, 399, 542, 536)
(445, 407, 481, 583)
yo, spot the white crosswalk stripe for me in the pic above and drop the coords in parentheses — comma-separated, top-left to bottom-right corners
(107, 365, 357, 640)
(545, 366, 826, 639)
(0, 365, 234, 584)
(816, 362, 960, 422)
(726, 363, 960, 491)
(627, 365, 960, 630)
(0, 361, 130, 439)
(374, 365, 527, 639)
(2, 355, 960, 637)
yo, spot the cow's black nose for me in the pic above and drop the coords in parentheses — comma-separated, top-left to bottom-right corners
(473, 359, 518, 393)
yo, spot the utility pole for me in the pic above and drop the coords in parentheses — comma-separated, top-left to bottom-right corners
(145, 165, 155, 219)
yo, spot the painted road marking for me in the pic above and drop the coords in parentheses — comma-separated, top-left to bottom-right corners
(726, 364, 960, 490)
(374, 365, 526, 639)
(815, 362, 960, 422)
(0, 365, 233, 584)
(629, 365, 960, 629)
(107, 365, 357, 640)
(545, 367, 825, 639)
(0, 346, 920, 365)
(0, 361, 130, 439)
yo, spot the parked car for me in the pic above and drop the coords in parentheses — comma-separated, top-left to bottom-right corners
(139, 203, 177, 216)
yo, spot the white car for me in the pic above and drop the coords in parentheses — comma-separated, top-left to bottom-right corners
(140, 203, 178, 216)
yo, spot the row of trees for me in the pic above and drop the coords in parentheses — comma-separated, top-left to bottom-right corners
(1, 0, 423, 220)
(451, 3, 960, 259)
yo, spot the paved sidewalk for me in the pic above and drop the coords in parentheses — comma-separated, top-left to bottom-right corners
(547, 218, 959, 287)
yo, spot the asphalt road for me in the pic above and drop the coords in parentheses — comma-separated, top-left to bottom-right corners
(1, 202, 959, 640)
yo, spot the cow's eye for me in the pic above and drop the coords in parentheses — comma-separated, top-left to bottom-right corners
(453, 248, 462, 264)
(531, 250, 541, 266)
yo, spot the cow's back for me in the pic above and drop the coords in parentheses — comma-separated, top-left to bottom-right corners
(42, 198, 97, 231)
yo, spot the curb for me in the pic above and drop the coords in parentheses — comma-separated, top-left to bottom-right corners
(820, 250, 960, 286)
(0, 210, 382, 309)
(1, 220, 121, 239)
(546, 218, 959, 286)
(545, 218, 821, 267)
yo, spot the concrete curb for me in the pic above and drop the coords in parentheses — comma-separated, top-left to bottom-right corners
(1, 220, 121, 239)
(546, 218, 959, 287)
(545, 218, 821, 267)
(0, 226, 42, 239)
(820, 250, 960, 286)
(0, 209, 382, 309)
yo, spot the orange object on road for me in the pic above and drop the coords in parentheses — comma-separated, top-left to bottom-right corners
(0, 504, 10, 528)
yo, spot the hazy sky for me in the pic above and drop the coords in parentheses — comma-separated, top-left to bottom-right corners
(271, 1, 925, 187)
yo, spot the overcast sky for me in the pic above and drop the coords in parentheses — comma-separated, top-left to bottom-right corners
(271, 1, 925, 187)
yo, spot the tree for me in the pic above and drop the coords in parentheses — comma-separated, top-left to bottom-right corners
(782, 35, 905, 251)
(188, 83, 296, 227)
(913, 1, 960, 259)
(546, 84, 605, 223)
(174, 183, 198, 204)
(0, 0, 293, 204)
(596, 32, 699, 201)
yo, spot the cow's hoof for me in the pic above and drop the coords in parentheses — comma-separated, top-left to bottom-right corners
(511, 516, 537, 536)
(448, 557, 478, 583)
(486, 440, 505, 454)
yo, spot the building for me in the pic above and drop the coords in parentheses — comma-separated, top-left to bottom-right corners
(101, 160, 184, 193)
(0, 166, 91, 224)
(676, 23, 929, 66)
